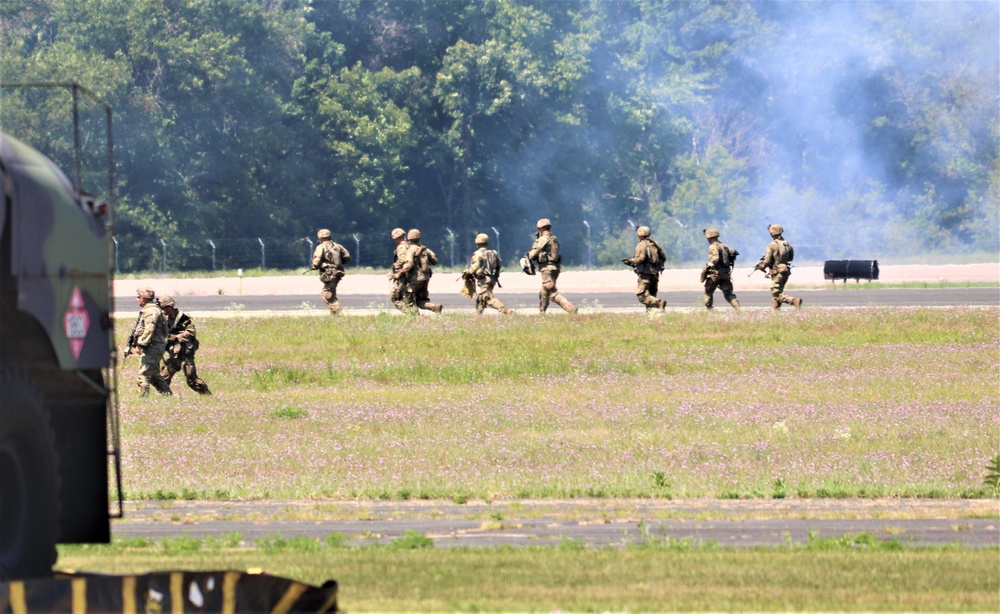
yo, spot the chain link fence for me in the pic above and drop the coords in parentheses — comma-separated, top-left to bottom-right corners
(111, 226, 548, 275)
(110, 225, 823, 275)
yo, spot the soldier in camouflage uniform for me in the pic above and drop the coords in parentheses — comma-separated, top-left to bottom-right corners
(387, 227, 409, 312)
(394, 229, 443, 315)
(157, 296, 211, 395)
(527, 219, 577, 314)
(131, 287, 171, 396)
(622, 225, 667, 312)
(465, 233, 512, 315)
(701, 228, 741, 310)
(754, 224, 802, 309)
(311, 229, 351, 315)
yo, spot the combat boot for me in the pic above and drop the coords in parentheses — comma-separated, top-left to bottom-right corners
(501, 308, 513, 315)
(730, 298, 742, 311)
(791, 298, 803, 308)
(431, 304, 443, 314)
(771, 298, 781, 309)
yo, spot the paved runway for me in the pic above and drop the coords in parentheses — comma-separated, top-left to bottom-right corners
(114, 498, 999, 548)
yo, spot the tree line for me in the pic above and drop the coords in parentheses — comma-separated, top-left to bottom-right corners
(2, 0, 996, 271)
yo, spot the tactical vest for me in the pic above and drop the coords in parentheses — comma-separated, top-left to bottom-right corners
(775, 240, 793, 265)
(536, 235, 560, 266)
(168, 312, 200, 354)
(645, 240, 665, 271)
(482, 249, 502, 278)
(323, 242, 344, 267)
(714, 242, 734, 270)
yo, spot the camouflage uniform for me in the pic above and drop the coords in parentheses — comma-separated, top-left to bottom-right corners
(158, 296, 211, 395)
(623, 226, 667, 311)
(311, 229, 351, 315)
(527, 219, 576, 314)
(396, 229, 442, 315)
(756, 225, 801, 309)
(133, 288, 171, 396)
(466, 234, 511, 314)
(388, 228, 409, 312)
(702, 228, 741, 310)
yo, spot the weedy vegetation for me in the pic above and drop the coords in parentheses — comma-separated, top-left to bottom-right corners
(117, 307, 999, 500)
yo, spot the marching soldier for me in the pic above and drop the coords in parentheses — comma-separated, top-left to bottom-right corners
(464, 233, 512, 315)
(701, 228, 741, 310)
(754, 224, 802, 309)
(311, 229, 351, 315)
(395, 229, 443, 315)
(526, 218, 576, 314)
(387, 227, 409, 312)
(622, 225, 667, 312)
(158, 296, 211, 395)
(130, 287, 171, 396)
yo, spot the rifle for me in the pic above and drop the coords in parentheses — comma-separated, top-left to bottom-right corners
(122, 311, 142, 366)
(748, 256, 769, 278)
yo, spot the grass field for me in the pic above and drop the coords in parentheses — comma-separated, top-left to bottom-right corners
(118, 307, 999, 501)
(98, 306, 1000, 610)
(58, 540, 998, 612)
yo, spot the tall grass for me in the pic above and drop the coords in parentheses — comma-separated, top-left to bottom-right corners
(118, 308, 999, 500)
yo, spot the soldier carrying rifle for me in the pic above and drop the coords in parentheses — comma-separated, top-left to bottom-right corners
(387, 228, 409, 312)
(462, 233, 512, 315)
(312, 229, 351, 315)
(127, 287, 172, 396)
(621, 225, 667, 312)
(754, 224, 802, 309)
(158, 295, 211, 395)
(700, 227, 741, 310)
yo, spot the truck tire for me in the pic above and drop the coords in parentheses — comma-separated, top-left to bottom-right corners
(0, 369, 59, 579)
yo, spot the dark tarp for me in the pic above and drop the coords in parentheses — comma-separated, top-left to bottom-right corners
(0, 569, 337, 613)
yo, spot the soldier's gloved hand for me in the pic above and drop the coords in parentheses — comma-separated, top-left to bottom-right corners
(136, 344, 147, 356)
(168, 335, 179, 343)
(622, 258, 633, 266)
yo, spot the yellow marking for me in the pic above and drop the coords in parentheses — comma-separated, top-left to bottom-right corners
(223, 571, 241, 614)
(270, 583, 308, 614)
(9, 581, 27, 614)
(317, 588, 339, 614)
(72, 577, 87, 614)
(123, 575, 137, 614)
(170, 572, 183, 614)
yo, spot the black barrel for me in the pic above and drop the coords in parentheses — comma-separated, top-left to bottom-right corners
(823, 259, 879, 282)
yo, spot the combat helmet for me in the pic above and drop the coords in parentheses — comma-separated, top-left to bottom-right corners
(536, 218, 551, 229)
(317, 229, 332, 240)
(158, 295, 176, 308)
(475, 233, 489, 245)
(704, 227, 720, 239)
(768, 224, 783, 236)
(391, 228, 405, 240)
(136, 287, 155, 300)
(636, 225, 651, 237)
(407, 228, 421, 242)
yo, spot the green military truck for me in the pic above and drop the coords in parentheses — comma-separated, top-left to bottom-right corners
(0, 130, 121, 579)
